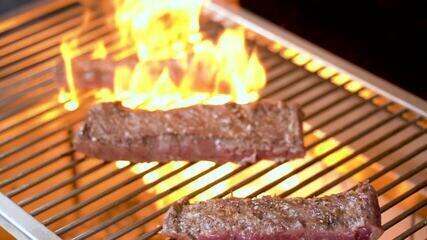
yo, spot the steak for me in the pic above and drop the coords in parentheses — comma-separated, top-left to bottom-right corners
(162, 182, 383, 240)
(74, 100, 304, 164)
(56, 55, 137, 90)
(56, 55, 185, 90)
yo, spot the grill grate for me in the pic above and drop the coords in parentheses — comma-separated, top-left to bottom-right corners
(0, 1, 426, 239)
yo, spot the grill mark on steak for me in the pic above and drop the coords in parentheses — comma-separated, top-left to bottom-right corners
(73, 100, 305, 164)
(162, 182, 383, 240)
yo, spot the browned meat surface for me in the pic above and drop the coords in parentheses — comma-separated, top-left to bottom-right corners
(55, 55, 137, 90)
(74, 100, 304, 164)
(56, 56, 186, 90)
(162, 182, 383, 240)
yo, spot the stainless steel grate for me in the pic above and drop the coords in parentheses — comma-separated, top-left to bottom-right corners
(0, 1, 426, 239)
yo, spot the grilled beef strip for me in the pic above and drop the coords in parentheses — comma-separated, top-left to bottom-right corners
(162, 182, 383, 240)
(56, 55, 185, 90)
(74, 100, 304, 164)
(56, 55, 137, 90)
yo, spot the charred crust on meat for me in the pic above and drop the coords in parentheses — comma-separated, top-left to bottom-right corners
(161, 182, 383, 240)
(74, 100, 305, 164)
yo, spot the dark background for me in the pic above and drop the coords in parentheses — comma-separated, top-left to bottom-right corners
(241, 0, 427, 99)
(1, 0, 426, 99)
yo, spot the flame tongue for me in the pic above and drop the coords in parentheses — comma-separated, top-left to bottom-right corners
(59, 0, 266, 111)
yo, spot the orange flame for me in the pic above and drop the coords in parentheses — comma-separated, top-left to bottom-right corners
(60, 0, 266, 112)
(59, 39, 79, 111)
(60, 0, 285, 208)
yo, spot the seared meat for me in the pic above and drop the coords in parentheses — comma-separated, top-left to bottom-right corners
(162, 182, 383, 240)
(56, 56, 137, 90)
(74, 100, 304, 164)
(56, 56, 185, 90)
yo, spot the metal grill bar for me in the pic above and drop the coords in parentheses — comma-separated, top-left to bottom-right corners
(0, 8, 84, 59)
(305, 97, 387, 144)
(72, 163, 223, 239)
(0, 88, 57, 121)
(368, 147, 426, 183)
(0, 96, 82, 135)
(0, 101, 89, 148)
(0, 150, 75, 188)
(299, 79, 352, 108)
(54, 162, 195, 234)
(0, 1, 425, 239)
(309, 130, 426, 197)
(0, 6, 82, 49)
(275, 118, 422, 199)
(0, 95, 93, 159)
(7, 155, 86, 198)
(377, 161, 426, 196)
(104, 164, 259, 240)
(0, 79, 54, 107)
(30, 163, 132, 217)
(17, 158, 104, 206)
(0, 137, 69, 174)
(380, 179, 427, 213)
(245, 109, 408, 198)
(0, 118, 79, 160)
(383, 200, 427, 230)
(393, 219, 427, 240)
(42, 163, 164, 225)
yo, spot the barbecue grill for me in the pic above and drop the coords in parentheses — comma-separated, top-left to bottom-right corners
(0, 0, 426, 239)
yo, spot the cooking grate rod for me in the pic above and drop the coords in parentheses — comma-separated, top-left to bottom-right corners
(53, 162, 196, 234)
(8, 156, 86, 198)
(309, 130, 426, 197)
(17, 159, 105, 206)
(244, 108, 408, 198)
(383, 200, 427, 230)
(0, 89, 57, 121)
(71, 163, 225, 239)
(394, 219, 427, 240)
(0, 13, 111, 79)
(299, 79, 352, 108)
(0, 6, 83, 50)
(0, 79, 55, 107)
(30, 162, 133, 216)
(380, 179, 427, 213)
(0, 117, 80, 160)
(0, 137, 69, 174)
(0, 102, 88, 148)
(42, 162, 165, 225)
(276, 117, 423, 199)
(376, 161, 427, 196)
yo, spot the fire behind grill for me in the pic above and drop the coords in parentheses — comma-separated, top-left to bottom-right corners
(0, 1, 426, 239)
